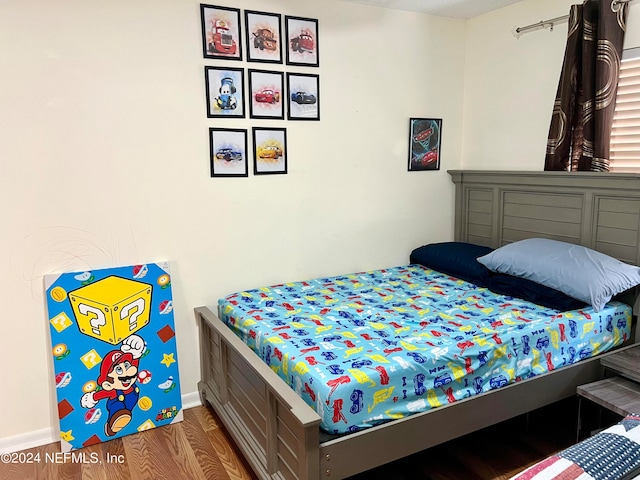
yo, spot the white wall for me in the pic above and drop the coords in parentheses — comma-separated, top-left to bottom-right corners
(0, 0, 465, 441)
(462, 0, 640, 170)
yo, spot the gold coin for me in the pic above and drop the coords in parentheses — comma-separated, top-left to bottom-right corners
(138, 396, 152, 411)
(50, 286, 67, 302)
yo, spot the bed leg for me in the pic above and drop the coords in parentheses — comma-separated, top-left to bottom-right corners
(198, 381, 207, 407)
(576, 396, 582, 443)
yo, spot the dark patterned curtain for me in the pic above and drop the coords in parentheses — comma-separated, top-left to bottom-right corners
(544, 0, 628, 171)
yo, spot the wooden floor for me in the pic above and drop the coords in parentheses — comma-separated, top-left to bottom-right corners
(0, 398, 611, 480)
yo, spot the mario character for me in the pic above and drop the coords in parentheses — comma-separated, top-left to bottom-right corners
(215, 77, 237, 110)
(80, 334, 146, 437)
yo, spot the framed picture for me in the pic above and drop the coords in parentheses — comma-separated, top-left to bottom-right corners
(408, 118, 442, 171)
(209, 128, 248, 177)
(200, 4, 242, 60)
(249, 69, 284, 120)
(253, 127, 287, 175)
(285, 16, 319, 67)
(245, 10, 282, 64)
(205, 66, 245, 118)
(287, 73, 319, 121)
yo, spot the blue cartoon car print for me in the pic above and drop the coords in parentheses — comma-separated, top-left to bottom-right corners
(433, 373, 452, 388)
(350, 389, 364, 414)
(351, 359, 372, 369)
(291, 91, 316, 104)
(413, 374, 427, 396)
(406, 352, 428, 364)
(215, 147, 242, 162)
(536, 336, 550, 350)
(489, 375, 508, 389)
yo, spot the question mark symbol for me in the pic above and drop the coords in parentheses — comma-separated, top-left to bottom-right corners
(79, 304, 107, 335)
(121, 298, 145, 331)
(80, 349, 101, 368)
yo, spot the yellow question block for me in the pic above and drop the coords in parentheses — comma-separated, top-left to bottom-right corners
(69, 276, 152, 345)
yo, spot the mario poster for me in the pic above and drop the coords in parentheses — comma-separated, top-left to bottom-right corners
(44, 262, 182, 451)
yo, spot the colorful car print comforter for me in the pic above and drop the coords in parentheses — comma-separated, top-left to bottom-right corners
(218, 265, 631, 435)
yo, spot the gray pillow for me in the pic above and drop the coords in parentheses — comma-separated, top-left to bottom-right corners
(477, 238, 640, 312)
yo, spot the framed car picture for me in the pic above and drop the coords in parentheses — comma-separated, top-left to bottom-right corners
(287, 72, 319, 121)
(285, 16, 319, 67)
(249, 69, 284, 120)
(209, 128, 248, 177)
(200, 4, 242, 61)
(408, 118, 442, 171)
(205, 66, 245, 118)
(245, 10, 282, 64)
(253, 127, 287, 175)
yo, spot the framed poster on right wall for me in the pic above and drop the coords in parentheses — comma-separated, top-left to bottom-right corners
(287, 73, 319, 121)
(249, 69, 284, 120)
(205, 66, 245, 118)
(245, 10, 282, 64)
(408, 118, 442, 171)
(200, 4, 242, 61)
(253, 127, 287, 175)
(209, 128, 248, 177)
(285, 16, 319, 67)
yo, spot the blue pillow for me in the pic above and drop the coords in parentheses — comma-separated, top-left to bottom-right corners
(410, 242, 493, 286)
(477, 238, 640, 312)
(488, 273, 587, 311)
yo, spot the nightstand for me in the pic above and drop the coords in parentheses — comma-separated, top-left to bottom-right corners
(600, 344, 640, 383)
(577, 377, 640, 417)
(576, 344, 640, 440)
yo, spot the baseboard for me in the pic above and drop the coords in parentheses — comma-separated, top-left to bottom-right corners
(0, 428, 57, 456)
(181, 390, 202, 410)
(0, 390, 202, 455)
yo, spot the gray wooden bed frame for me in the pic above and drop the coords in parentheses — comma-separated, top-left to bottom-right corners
(196, 170, 640, 480)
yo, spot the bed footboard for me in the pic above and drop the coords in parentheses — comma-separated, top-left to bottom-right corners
(197, 305, 637, 480)
(196, 306, 321, 480)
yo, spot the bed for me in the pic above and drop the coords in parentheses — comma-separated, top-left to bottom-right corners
(196, 170, 640, 480)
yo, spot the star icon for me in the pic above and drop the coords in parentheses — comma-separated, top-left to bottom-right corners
(160, 353, 176, 368)
(60, 430, 74, 442)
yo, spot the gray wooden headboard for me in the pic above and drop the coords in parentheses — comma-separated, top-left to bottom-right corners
(448, 170, 640, 265)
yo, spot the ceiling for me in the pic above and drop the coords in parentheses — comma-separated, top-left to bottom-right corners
(339, 0, 526, 19)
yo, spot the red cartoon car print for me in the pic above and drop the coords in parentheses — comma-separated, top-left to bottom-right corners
(290, 29, 314, 53)
(421, 150, 438, 165)
(254, 89, 280, 104)
(208, 19, 237, 55)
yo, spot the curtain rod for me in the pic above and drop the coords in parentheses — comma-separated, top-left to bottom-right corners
(513, 0, 633, 37)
